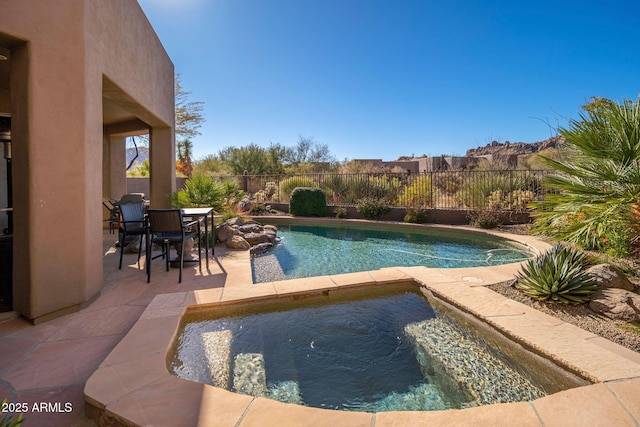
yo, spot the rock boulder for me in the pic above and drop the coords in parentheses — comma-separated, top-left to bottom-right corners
(226, 235, 251, 250)
(586, 263, 639, 323)
(216, 218, 278, 253)
(250, 242, 273, 255)
(586, 264, 634, 291)
(216, 222, 236, 243)
(589, 288, 640, 323)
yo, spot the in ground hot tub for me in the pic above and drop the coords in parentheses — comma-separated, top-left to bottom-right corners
(86, 256, 640, 426)
(168, 283, 586, 412)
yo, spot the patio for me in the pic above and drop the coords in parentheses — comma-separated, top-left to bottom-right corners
(1, 227, 640, 426)
(0, 230, 251, 426)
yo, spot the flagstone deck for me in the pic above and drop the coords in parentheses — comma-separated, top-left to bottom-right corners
(2, 226, 640, 426)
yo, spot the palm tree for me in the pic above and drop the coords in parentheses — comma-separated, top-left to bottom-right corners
(531, 97, 640, 256)
(177, 139, 194, 178)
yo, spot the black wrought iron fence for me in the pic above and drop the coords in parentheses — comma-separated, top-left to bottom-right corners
(216, 170, 548, 212)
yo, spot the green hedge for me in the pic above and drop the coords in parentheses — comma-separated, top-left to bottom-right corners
(289, 187, 326, 216)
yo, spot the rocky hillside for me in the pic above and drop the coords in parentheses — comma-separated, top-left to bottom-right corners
(465, 136, 564, 157)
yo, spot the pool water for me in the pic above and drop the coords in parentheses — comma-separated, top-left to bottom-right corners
(170, 290, 547, 412)
(252, 224, 533, 283)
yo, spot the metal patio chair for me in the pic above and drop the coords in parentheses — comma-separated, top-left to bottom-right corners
(118, 202, 147, 269)
(102, 198, 119, 234)
(146, 208, 201, 283)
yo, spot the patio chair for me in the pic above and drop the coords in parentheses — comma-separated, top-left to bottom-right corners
(146, 208, 201, 283)
(102, 198, 119, 234)
(118, 202, 147, 270)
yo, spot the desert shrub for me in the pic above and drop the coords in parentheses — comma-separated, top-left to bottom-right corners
(356, 197, 390, 219)
(433, 171, 463, 195)
(468, 209, 502, 229)
(250, 203, 267, 214)
(366, 175, 403, 203)
(515, 244, 597, 304)
(289, 187, 327, 216)
(334, 207, 348, 218)
(264, 181, 279, 200)
(455, 169, 542, 210)
(171, 175, 225, 211)
(404, 208, 429, 223)
(219, 204, 250, 222)
(220, 179, 246, 207)
(487, 189, 536, 211)
(253, 189, 267, 203)
(337, 175, 401, 205)
(321, 174, 349, 204)
(455, 170, 512, 209)
(400, 175, 433, 208)
(254, 181, 279, 203)
(279, 176, 315, 201)
(508, 189, 536, 210)
(535, 207, 636, 257)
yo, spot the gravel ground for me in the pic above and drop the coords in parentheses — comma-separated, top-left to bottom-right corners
(491, 223, 640, 354)
(487, 280, 640, 353)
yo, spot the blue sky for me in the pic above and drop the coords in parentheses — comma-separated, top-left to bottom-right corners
(137, 0, 640, 161)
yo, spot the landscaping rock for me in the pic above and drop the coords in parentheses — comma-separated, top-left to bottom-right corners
(243, 232, 271, 245)
(217, 217, 278, 253)
(237, 198, 253, 213)
(589, 288, 640, 323)
(239, 224, 262, 234)
(226, 217, 245, 227)
(216, 222, 235, 242)
(586, 264, 634, 291)
(250, 242, 273, 255)
(263, 229, 277, 244)
(226, 235, 251, 250)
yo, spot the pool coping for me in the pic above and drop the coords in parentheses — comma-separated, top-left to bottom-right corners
(85, 226, 640, 426)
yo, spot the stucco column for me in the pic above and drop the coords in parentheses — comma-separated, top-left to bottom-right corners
(107, 135, 127, 200)
(149, 126, 175, 208)
(10, 42, 30, 317)
(12, 43, 101, 321)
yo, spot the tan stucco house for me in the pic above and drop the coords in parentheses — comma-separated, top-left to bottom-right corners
(0, 0, 176, 323)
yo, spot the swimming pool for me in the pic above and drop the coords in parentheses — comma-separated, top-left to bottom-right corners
(252, 221, 535, 283)
(169, 284, 572, 412)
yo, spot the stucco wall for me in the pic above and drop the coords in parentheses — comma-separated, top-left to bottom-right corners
(0, 0, 175, 321)
(126, 177, 187, 199)
(87, 1, 174, 128)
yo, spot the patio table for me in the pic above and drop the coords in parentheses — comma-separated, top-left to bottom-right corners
(182, 207, 215, 263)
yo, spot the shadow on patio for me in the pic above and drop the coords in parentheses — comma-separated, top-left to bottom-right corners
(0, 231, 252, 427)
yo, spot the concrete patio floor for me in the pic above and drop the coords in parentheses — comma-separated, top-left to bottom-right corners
(2, 226, 640, 426)
(0, 231, 252, 426)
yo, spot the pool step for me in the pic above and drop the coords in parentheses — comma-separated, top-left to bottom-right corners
(344, 382, 451, 412)
(232, 352, 304, 405)
(233, 353, 268, 397)
(268, 380, 304, 405)
(252, 253, 287, 283)
(404, 317, 546, 407)
(202, 330, 233, 388)
(404, 322, 472, 408)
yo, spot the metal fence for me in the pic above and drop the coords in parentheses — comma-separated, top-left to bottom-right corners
(218, 170, 549, 212)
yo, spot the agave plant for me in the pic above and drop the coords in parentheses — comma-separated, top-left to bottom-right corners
(0, 400, 24, 427)
(515, 244, 597, 304)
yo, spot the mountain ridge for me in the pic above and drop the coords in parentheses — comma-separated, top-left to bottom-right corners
(464, 136, 564, 157)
